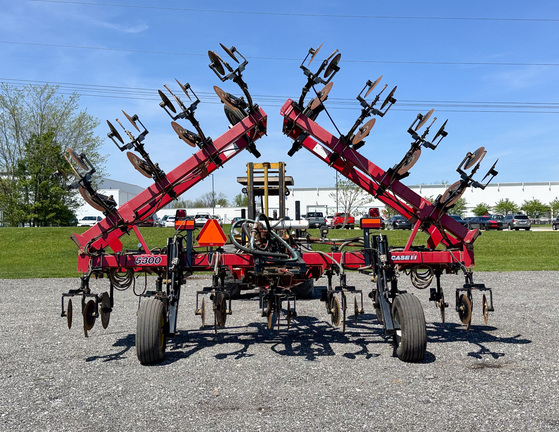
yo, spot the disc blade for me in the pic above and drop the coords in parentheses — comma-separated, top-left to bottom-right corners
(67, 298, 73, 329)
(171, 121, 196, 147)
(106, 121, 124, 144)
(439, 180, 465, 208)
(482, 294, 489, 324)
(381, 86, 397, 110)
(79, 186, 105, 212)
(67, 148, 88, 171)
(308, 43, 323, 65)
(324, 52, 341, 78)
(415, 109, 434, 131)
(127, 152, 153, 178)
(213, 85, 240, 111)
(330, 296, 341, 326)
(83, 299, 97, 332)
(310, 81, 334, 110)
(352, 118, 376, 145)
(219, 43, 239, 62)
(208, 50, 225, 75)
(397, 148, 421, 176)
(365, 75, 383, 98)
(122, 110, 140, 132)
(464, 146, 486, 170)
(158, 89, 176, 113)
(100, 292, 111, 329)
(174, 78, 192, 100)
(458, 294, 472, 330)
(433, 119, 448, 140)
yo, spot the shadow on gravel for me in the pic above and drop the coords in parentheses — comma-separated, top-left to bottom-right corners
(85, 334, 135, 362)
(427, 322, 531, 359)
(156, 312, 389, 365)
(82, 311, 531, 365)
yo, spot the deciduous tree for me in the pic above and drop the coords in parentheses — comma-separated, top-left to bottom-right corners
(473, 202, 492, 216)
(0, 83, 104, 175)
(493, 198, 519, 216)
(521, 199, 549, 218)
(329, 178, 370, 227)
(0, 83, 105, 225)
(3, 132, 77, 226)
(234, 193, 248, 207)
(549, 198, 559, 218)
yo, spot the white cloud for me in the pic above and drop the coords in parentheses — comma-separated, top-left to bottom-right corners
(484, 65, 551, 91)
(97, 20, 149, 34)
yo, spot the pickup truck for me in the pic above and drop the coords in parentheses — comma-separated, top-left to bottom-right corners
(305, 211, 326, 228)
(332, 212, 355, 229)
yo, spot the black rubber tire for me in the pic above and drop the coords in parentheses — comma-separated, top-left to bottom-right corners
(223, 104, 245, 125)
(392, 293, 427, 363)
(136, 298, 167, 365)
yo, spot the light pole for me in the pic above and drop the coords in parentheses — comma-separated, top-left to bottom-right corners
(335, 171, 339, 213)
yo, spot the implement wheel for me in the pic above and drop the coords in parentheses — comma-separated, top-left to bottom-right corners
(392, 294, 427, 363)
(136, 298, 167, 365)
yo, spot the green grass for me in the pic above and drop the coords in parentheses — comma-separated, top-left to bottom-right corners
(1, 226, 557, 278)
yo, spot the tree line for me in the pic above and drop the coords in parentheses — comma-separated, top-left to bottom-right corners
(0, 83, 244, 227)
(0, 84, 104, 226)
(472, 198, 559, 219)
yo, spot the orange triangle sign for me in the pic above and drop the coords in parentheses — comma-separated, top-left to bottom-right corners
(196, 219, 228, 247)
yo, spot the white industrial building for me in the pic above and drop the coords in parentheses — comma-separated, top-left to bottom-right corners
(75, 178, 145, 219)
(285, 181, 559, 219)
(76, 178, 246, 223)
(76, 179, 559, 222)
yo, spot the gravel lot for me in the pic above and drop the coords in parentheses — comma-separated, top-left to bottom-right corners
(1, 271, 558, 431)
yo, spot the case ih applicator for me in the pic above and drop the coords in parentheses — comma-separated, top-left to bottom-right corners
(59, 44, 497, 364)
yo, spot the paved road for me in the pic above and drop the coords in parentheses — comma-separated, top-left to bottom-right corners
(1, 272, 558, 431)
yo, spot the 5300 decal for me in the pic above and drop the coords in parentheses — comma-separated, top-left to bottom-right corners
(134, 255, 163, 265)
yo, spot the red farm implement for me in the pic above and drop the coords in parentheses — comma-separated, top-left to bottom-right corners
(59, 44, 497, 364)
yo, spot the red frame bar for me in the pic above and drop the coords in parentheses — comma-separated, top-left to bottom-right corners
(81, 246, 472, 281)
(281, 99, 480, 257)
(72, 108, 267, 257)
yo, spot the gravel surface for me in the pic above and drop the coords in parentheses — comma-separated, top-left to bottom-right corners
(1, 271, 558, 431)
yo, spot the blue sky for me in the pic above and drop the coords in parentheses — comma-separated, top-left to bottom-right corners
(2, 1, 559, 202)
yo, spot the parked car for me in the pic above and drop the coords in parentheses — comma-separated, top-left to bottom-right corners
(305, 211, 326, 228)
(195, 213, 211, 227)
(449, 215, 467, 226)
(211, 215, 222, 225)
(164, 216, 176, 228)
(137, 216, 161, 227)
(77, 215, 102, 227)
(386, 215, 412, 230)
(467, 216, 504, 230)
(325, 215, 334, 227)
(553, 216, 559, 230)
(332, 212, 355, 229)
(503, 214, 531, 231)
